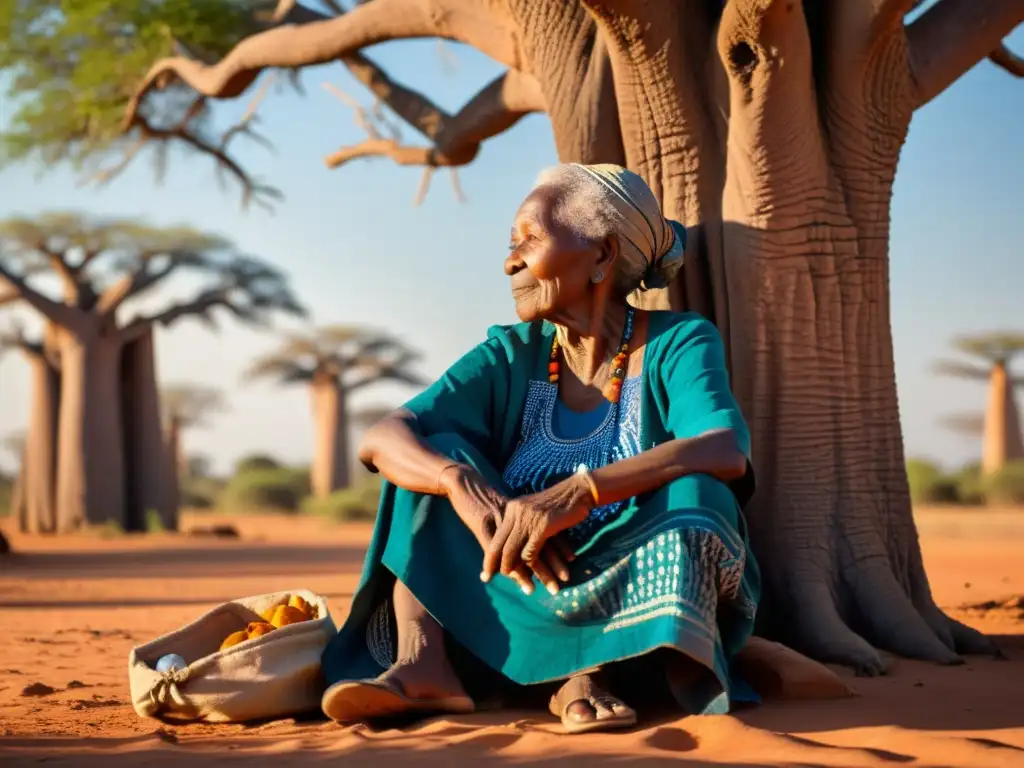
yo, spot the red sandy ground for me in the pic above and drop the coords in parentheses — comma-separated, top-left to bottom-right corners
(1, 509, 1022, 767)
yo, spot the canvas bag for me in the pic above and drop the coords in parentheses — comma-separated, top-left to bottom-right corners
(128, 589, 336, 723)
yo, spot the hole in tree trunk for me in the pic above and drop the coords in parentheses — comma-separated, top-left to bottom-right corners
(729, 41, 758, 75)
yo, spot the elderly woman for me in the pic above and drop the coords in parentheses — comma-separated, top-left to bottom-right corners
(320, 164, 760, 733)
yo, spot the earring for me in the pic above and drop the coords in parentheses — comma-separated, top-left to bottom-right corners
(591, 270, 605, 284)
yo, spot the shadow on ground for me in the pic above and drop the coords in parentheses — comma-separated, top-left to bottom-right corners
(0, 543, 367, 582)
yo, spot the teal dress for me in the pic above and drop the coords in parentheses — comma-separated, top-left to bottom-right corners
(321, 311, 761, 714)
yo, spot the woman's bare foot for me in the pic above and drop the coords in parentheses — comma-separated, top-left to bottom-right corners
(372, 630, 470, 704)
(322, 580, 474, 723)
(549, 672, 637, 734)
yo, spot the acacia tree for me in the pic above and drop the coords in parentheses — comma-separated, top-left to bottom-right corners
(161, 383, 227, 517)
(3, 0, 1022, 670)
(0, 214, 305, 532)
(246, 326, 425, 497)
(935, 333, 1024, 476)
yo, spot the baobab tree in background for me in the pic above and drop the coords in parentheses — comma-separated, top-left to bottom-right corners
(245, 326, 425, 498)
(0, 214, 305, 533)
(935, 333, 1024, 476)
(2, 0, 1021, 670)
(0, 325, 61, 533)
(161, 383, 227, 518)
(1, 432, 26, 527)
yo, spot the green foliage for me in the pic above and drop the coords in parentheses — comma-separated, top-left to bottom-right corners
(301, 477, 382, 522)
(984, 461, 1024, 505)
(219, 466, 309, 514)
(144, 508, 166, 533)
(950, 463, 986, 506)
(950, 332, 1024, 366)
(97, 519, 126, 538)
(0, 0, 268, 170)
(0, 472, 12, 517)
(906, 459, 961, 505)
(233, 453, 282, 474)
(180, 475, 224, 509)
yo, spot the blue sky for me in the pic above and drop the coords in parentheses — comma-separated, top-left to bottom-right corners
(0, 27, 1021, 475)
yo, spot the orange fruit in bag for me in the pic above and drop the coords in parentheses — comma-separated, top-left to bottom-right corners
(268, 605, 308, 628)
(287, 595, 313, 618)
(220, 630, 249, 651)
(246, 621, 275, 639)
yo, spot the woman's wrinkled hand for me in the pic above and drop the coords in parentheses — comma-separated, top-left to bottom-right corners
(480, 474, 593, 594)
(441, 465, 575, 595)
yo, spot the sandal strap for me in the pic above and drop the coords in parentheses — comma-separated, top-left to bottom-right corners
(550, 674, 619, 719)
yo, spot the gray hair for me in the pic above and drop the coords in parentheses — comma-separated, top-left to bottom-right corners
(532, 163, 685, 296)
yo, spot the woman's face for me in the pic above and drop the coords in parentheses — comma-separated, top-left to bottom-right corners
(504, 186, 613, 323)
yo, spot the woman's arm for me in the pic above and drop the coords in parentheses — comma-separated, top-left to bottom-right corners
(360, 409, 572, 594)
(481, 428, 747, 584)
(584, 427, 748, 507)
(358, 409, 465, 495)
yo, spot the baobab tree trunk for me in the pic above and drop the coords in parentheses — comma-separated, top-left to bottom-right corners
(163, 418, 183, 518)
(20, 348, 59, 534)
(122, 329, 177, 531)
(12, 446, 26, 527)
(310, 377, 350, 497)
(576, 0, 994, 672)
(55, 333, 126, 531)
(982, 361, 1024, 475)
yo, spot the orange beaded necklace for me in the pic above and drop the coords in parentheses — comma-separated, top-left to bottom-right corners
(548, 307, 636, 404)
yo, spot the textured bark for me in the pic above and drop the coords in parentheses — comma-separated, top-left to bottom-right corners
(55, 332, 126, 530)
(122, 0, 1023, 668)
(310, 376, 350, 497)
(982, 362, 1024, 475)
(122, 329, 177, 531)
(20, 347, 59, 534)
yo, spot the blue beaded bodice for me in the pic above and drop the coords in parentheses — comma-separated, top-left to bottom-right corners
(501, 376, 643, 545)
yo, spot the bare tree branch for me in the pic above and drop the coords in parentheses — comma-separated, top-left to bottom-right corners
(939, 412, 986, 435)
(0, 289, 20, 308)
(120, 256, 304, 339)
(95, 256, 180, 316)
(0, 321, 44, 359)
(0, 263, 81, 328)
(323, 68, 544, 202)
(112, 1, 529, 207)
(907, 0, 1024, 108)
(120, 288, 232, 340)
(85, 135, 148, 187)
(932, 359, 991, 380)
(122, 0, 446, 121)
(106, 92, 282, 210)
(990, 41, 1024, 75)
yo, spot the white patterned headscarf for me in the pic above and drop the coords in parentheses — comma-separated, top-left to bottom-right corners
(534, 163, 686, 293)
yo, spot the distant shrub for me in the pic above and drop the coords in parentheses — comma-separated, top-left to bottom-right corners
(233, 454, 282, 474)
(97, 519, 126, 539)
(180, 475, 225, 510)
(906, 459, 961, 504)
(985, 461, 1024, 505)
(0, 473, 13, 518)
(950, 463, 986, 506)
(301, 477, 382, 522)
(145, 509, 166, 534)
(220, 467, 309, 514)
